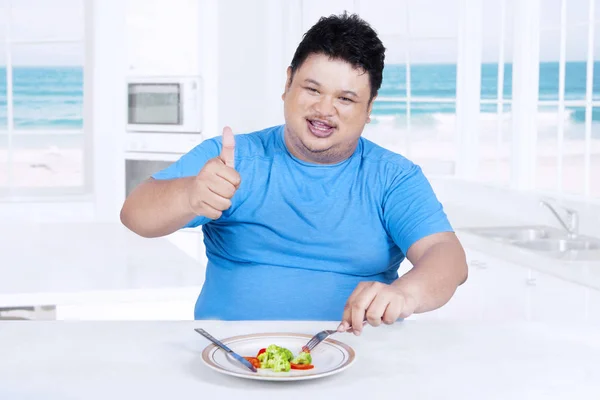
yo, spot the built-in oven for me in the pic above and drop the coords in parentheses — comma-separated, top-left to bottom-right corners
(124, 74, 204, 194)
(126, 75, 203, 134)
(124, 151, 182, 197)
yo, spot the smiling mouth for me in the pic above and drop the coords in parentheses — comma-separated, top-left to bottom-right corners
(307, 119, 335, 138)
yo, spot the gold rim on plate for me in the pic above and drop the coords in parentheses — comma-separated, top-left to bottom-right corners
(201, 332, 356, 381)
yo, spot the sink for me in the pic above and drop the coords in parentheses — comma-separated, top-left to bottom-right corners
(460, 225, 600, 262)
(512, 238, 600, 261)
(513, 238, 600, 252)
(461, 225, 567, 242)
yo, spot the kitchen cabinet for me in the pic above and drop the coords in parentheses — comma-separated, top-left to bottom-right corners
(418, 248, 600, 323)
(126, 0, 200, 76)
(475, 254, 530, 322)
(586, 288, 600, 323)
(526, 269, 588, 323)
(419, 249, 529, 321)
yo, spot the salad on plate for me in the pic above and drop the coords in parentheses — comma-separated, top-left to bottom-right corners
(244, 344, 314, 372)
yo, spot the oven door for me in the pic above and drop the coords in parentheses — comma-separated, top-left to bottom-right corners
(126, 76, 202, 133)
(127, 82, 182, 130)
(124, 152, 181, 196)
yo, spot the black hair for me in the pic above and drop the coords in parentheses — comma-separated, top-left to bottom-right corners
(289, 11, 386, 102)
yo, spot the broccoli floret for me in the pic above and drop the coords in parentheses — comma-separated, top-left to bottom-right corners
(259, 344, 295, 371)
(280, 348, 294, 361)
(291, 351, 312, 365)
(266, 344, 280, 354)
(257, 351, 270, 368)
(257, 352, 266, 368)
(266, 344, 293, 361)
(271, 355, 291, 372)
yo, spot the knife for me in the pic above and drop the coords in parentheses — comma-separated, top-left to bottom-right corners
(194, 328, 257, 373)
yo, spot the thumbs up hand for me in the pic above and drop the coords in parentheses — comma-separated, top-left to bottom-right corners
(220, 125, 236, 169)
(187, 126, 241, 220)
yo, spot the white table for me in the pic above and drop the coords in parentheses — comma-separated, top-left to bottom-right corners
(0, 222, 204, 317)
(1, 320, 599, 399)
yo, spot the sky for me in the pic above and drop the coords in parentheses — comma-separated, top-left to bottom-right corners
(0, 0, 598, 66)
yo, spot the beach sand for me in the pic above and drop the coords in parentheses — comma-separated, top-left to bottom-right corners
(0, 147, 83, 188)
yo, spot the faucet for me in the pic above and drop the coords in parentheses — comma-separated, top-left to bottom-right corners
(539, 199, 579, 238)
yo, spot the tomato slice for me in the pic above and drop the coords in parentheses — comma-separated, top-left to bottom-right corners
(244, 356, 261, 368)
(290, 363, 314, 370)
(257, 348, 266, 357)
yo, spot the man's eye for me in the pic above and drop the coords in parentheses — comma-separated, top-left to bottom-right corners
(340, 97, 353, 102)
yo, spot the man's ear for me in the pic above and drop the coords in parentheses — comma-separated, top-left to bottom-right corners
(367, 93, 378, 122)
(282, 66, 293, 100)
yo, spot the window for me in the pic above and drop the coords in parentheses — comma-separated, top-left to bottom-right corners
(295, 0, 599, 197)
(361, 0, 460, 176)
(0, 2, 7, 188)
(537, 0, 600, 199)
(0, 0, 88, 199)
(477, 0, 514, 186)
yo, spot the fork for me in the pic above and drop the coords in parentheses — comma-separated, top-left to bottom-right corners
(302, 320, 368, 352)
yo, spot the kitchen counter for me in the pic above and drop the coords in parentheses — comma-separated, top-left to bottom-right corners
(0, 222, 204, 309)
(1, 320, 599, 399)
(458, 229, 600, 291)
(442, 203, 600, 292)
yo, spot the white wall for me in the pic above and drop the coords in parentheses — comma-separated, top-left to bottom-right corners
(198, 0, 219, 139)
(92, 0, 127, 222)
(126, 0, 199, 76)
(217, 0, 287, 134)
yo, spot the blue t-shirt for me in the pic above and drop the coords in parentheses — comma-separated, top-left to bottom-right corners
(152, 124, 453, 320)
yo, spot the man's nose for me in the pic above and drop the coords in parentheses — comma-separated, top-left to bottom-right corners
(313, 96, 336, 116)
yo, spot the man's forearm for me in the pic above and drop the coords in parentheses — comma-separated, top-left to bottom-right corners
(392, 240, 468, 313)
(120, 177, 197, 238)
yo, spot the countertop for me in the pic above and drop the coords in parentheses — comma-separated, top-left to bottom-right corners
(0, 320, 599, 399)
(0, 222, 204, 308)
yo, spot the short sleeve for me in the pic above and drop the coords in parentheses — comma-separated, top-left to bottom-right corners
(382, 164, 454, 255)
(151, 137, 221, 228)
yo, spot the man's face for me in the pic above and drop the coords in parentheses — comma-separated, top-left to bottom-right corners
(281, 53, 375, 164)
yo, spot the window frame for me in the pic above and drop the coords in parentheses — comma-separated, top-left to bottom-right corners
(0, 0, 93, 202)
(369, 1, 461, 176)
(536, 0, 597, 198)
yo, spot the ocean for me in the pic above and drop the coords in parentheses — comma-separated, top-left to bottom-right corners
(0, 66, 83, 130)
(0, 62, 599, 137)
(371, 61, 600, 141)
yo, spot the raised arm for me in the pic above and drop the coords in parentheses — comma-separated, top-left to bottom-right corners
(120, 127, 240, 238)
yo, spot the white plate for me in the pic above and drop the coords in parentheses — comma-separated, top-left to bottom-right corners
(201, 332, 356, 381)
